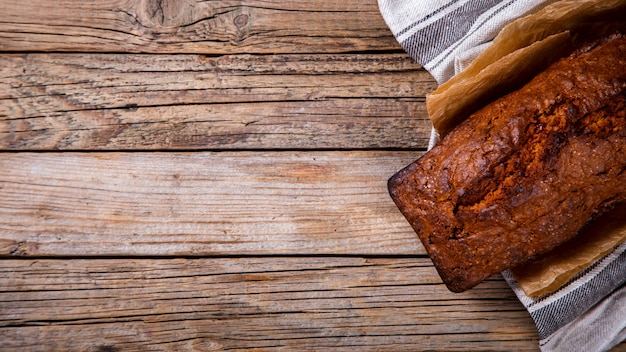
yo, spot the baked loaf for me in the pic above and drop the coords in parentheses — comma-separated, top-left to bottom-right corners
(388, 31, 626, 293)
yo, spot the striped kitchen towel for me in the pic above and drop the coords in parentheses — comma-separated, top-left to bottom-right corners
(378, 1, 626, 351)
(503, 243, 626, 351)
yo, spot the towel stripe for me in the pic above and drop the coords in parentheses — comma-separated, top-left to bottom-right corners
(530, 242, 626, 339)
(400, 0, 504, 67)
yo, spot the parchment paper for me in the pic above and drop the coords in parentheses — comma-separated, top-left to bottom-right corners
(425, 0, 626, 298)
(511, 203, 626, 297)
(426, 0, 626, 136)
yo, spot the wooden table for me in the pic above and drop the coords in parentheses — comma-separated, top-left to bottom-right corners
(1, 1, 624, 351)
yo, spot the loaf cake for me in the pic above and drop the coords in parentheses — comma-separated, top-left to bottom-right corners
(388, 31, 626, 293)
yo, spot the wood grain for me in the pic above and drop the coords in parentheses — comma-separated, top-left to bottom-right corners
(0, 151, 423, 257)
(0, 0, 399, 54)
(0, 53, 434, 150)
(0, 257, 539, 351)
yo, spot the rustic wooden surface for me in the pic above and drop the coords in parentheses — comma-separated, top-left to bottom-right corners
(0, 151, 423, 256)
(0, 258, 537, 351)
(1, 53, 432, 150)
(1, 1, 624, 351)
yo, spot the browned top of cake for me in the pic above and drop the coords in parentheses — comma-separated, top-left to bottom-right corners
(388, 31, 626, 292)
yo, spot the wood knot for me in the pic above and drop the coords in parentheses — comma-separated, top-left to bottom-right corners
(9, 241, 36, 256)
(142, 0, 196, 27)
(233, 14, 249, 28)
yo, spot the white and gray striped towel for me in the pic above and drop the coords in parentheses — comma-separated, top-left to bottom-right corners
(378, 1, 626, 351)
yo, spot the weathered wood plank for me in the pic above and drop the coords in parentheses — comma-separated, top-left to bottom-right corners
(0, 0, 399, 54)
(0, 151, 424, 257)
(0, 257, 539, 351)
(0, 53, 434, 150)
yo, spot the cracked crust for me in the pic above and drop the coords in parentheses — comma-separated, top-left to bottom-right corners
(388, 31, 626, 293)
